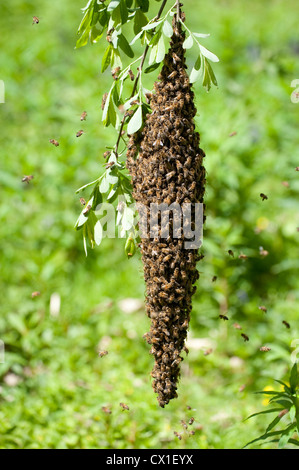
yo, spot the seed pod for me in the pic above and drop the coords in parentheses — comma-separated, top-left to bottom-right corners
(126, 21, 206, 407)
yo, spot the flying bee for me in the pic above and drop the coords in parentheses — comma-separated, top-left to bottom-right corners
(101, 406, 112, 414)
(295, 167, 299, 171)
(98, 350, 108, 358)
(219, 314, 229, 321)
(83, 204, 92, 215)
(229, 131, 237, 137)
(239, 254, 248, 260)
(31, 291, 40, 298)
(260, 346, 271, 352)
(32, 16, 40, 24)
(174, 431, 182, 440)
(79, 197, 86, 206)
(233, 323, 242, 330)
(80, 110, 87, 121)
(212, 276, 217, 282)
(105, 161, 115, 169)
(49, 138, 59, 147)
(204, 348, 213, 356)
(111, 67, 120, 80)
(258, 305, 267, 313)
(101, 92, 108, 110)
(189, 417, 195, 425)
(228, 249, 234, 257)
(76, 129, 84, 138)
(241, 333, 249, 342)
(278, 409, 289, 418)
(259, 246, 269, 257)
(260, 193, 268, 201)
(282, 320, 290, 329)
(119, 403, 129, 411)
(22, 175, 34, 184)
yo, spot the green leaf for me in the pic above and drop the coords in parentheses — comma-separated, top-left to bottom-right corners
(76, 178, 100, 193)
(99, 175, 110, 193)
(76, 27, 91, 49)
(198, 44, 219, 62)
(142, 20, 163, 31)
(155, 34, 166, 63)
(193, 32, 210, 38)
(134, 10, 148, 35)
(127, 105, 143, 135)
(289, 405, 296, 423)
(189, 55, 202, 84)
(107, 0, 121, 12)
(183, 34, 194, 49)
(245, 408, 285, 421)
(278, 424, 296, 448)
(94, 220, 103, 246)
(101, 44, 113, 72)
(162, 20, 173, 38)
(266, 415, 284, 433)
(290, 363, 298, 393)
(144, 62, 160, 74)
(274, 379, 292, 393)
(118, 33, 134, 58)
(125, 233, 136, 258)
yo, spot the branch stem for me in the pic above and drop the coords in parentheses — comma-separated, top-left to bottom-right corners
(114, 0, 169, 157)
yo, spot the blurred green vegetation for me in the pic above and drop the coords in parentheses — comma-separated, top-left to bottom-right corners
(0, 0, 298, 449)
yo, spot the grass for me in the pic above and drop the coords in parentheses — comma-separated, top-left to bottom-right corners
(0, 0, 298, 449)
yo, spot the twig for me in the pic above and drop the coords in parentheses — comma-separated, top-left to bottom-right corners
(114, 0, 169, 157)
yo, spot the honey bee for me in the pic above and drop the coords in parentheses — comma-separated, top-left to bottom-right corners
(295, 167, 299, 171)
(241, 333, 249, 342)
(168, 71, 177, 80)
(258, 306, 267, 313)
(180, 420, 188, 430)
(145, 93, 152, 104)
(219, 314, 229, 321)
(103, 150, 111, 159)
(49, 139, 59, 147)
(278, 409, 289, 418)
(239, 254, 248, 260)
(105, 161, 115, 169)
(259, 246, 269, 257)
(83, 204, 92, 215)
(260, 193, 268, 201)
(188, 417, 195, 425)
(31, 291, 40, 298)
(163, 254, 172, 263)
(32, 16, 40, 24)
(101, 406, 112, 414)
(229, 131, 237, 137)
(101, 92, 108, 110)
(260, 346, 271, 352)
(22, 175, 34, 184)
(128, 69, 135, 81)
(79, 197, 86, 206)
(98, 350, 108, 358)
(212, 276, 217, 282)
(228, 250, 234, 257)
(119, 402, 129, 411)
(233, 323, 242, 330)
(76, 130, 84, 138)
(173, 431, 182, 440)
(130, 99, 140, 106)
(80, 111, 87, 121)
(282, 320, 290, 329)
(111, 67, 120, 80)
(203, 348, 213, 356)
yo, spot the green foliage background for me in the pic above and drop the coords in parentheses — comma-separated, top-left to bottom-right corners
(0, 0, 298, 449)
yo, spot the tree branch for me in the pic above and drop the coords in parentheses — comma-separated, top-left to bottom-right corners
(114, 0, 169, 157)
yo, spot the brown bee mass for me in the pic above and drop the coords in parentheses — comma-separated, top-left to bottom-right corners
(126, 21, 206, 407)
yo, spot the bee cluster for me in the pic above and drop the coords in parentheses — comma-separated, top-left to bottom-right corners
(127, 21, 206, 407)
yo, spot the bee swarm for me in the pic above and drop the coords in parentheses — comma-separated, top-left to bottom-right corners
(127, 19, 206, 407)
